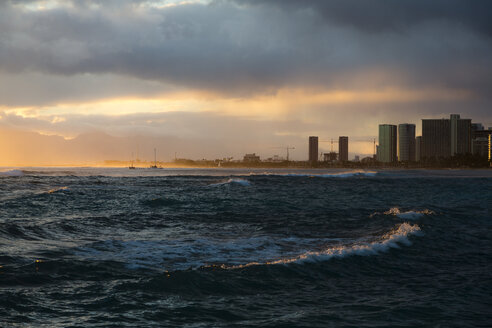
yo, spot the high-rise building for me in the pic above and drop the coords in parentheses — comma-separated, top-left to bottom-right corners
(398, 124, 416, 162)
(377, 124, 397, 163)
(450, 114, 459, 156)
(450, 114, 471, 156)
(422, 114, 471, 159)
(415, 136, 422, 162)
(472, 128, 492, 158)
(338, 136, 348, 162)
(308, 136, 318, 163)
(422, 119, 450, 159)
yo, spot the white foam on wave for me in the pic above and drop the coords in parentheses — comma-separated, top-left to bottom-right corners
(319, 171, 377, 178)
(372, 207, 435, 219)
(220, 222, 422, 270)
(47, 186, 69, 194)
(210, 178, 251, 186)
(73, 235, 286, 270)
(72, 223, 421, 271)
(0, 169, 24, 177)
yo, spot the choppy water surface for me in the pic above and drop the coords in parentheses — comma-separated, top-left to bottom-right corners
(1, 168, 491, 327)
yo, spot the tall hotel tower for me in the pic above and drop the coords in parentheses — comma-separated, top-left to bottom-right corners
(338, 136, 349, 162)
(308, 136, 319, 164)
(398, 124, 416, 162)
(415, 136, 422, 162)
(377, 124, 397, 163)
(450, 114, 472, 156)
(422, 114, 471, 159)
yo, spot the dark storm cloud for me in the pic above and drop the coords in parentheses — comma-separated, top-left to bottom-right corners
(235, 0, 492, 36)
(0, 0, 491, 103)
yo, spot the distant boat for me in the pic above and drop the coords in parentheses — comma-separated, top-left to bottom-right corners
(150, 148, 160, 169)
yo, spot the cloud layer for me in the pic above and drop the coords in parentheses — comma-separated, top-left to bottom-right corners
(0, 0, 491, 163)
(1, 0, 491, 101)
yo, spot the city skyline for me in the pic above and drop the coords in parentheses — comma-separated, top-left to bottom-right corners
(1, 111, 491, 166)
(1, 0, 492, 165)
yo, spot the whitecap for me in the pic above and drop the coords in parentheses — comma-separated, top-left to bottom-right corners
(210, 178, 251, 186)
(222, 222, 422, 269)
(0, 169, 24, 177)
(374, 207, 435, 219)
(72, 223, 422, 271)
(47, 186, 69, 194)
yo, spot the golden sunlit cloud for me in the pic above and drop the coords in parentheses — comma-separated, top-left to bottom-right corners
(2, 86, 473, 123)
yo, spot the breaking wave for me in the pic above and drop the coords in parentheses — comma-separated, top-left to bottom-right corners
(0, 169, 24, 177)
(219, 223, 422, 270)
(210, 178, 251, 186)
(72, 223, 421, 271)
(47, 186, 69, 194)
(371, 207, 435, 219)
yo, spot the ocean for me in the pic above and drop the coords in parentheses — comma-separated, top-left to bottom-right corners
(0, 168, 491, 327)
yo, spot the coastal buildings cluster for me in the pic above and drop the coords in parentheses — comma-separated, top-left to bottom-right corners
(308, 114, 492, 165)
(117, 113, 491, 168)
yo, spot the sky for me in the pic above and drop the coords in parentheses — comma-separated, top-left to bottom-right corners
(1, 0, 491, 165)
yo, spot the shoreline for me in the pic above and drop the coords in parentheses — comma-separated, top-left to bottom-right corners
(1, 165, 490, 170)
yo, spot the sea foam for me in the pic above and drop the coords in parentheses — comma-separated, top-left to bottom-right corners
(212, 222, 422, 270)
(0, 169, 24, 177)
(373, 207, 435, 219)
(72, 223, 421, 272)
(47, 186, 69, 194)
(210, 178, 251, 186)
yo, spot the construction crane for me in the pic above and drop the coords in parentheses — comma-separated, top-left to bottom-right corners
(318, 136, 378, 161)
(271, 146, 295, 161)
(319, 139, 338, 160)
(320, 139, 338, 151)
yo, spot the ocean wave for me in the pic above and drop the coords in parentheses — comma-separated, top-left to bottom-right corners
(47, 186, 69, 194)
(248, 170, 377, 178)
(21, 170, 76, 176)
(318, 171, 377, 178)
(0, 186, 69, 202)
(0, 169, 24, 177)
(72, 223, 421, 271)
(219, 222, 422, 269)
(209, 178, 251, 186)
(371, 207, 435, 219)
(73, 235, 283, 270)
